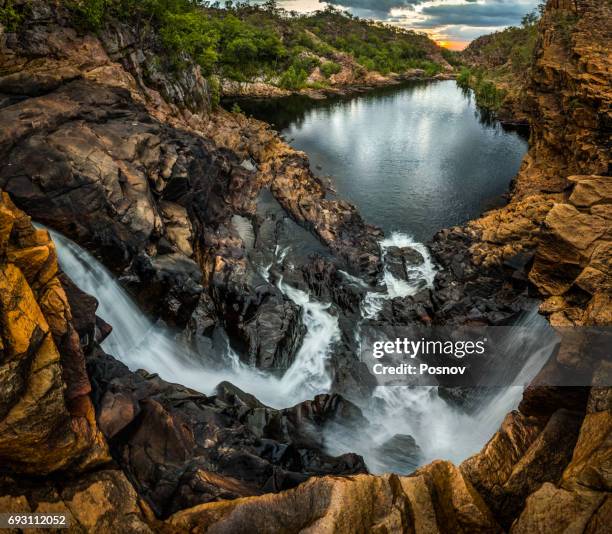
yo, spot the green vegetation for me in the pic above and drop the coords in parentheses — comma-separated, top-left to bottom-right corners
(0, 0, 24, 31)
(458, 7, 540, 114)
(440, 48, 462, 67)
(457, 67, 506, 111)
(291, 7, 439, 75)
(61, 1, 444, 94)
(320, 61, 341, 78)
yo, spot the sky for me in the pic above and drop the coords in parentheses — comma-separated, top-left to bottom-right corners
(275, 0, 540, 50)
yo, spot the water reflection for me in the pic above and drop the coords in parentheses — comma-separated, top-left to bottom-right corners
(226, 80, 529, 241)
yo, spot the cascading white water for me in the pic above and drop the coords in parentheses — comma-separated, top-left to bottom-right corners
(324, 308, 557, 472)
(49, 228, 338, 409)
(362, 232, 437, 319)
(276, 281, 340, 398)
(322, 232, 556, 472)
(48, 231, 153, 356)
(50, 226, 553, 475)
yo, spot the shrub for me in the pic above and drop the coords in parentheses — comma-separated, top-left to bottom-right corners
(423, 61, 441, 77)
(320, 61, 341, 78)
(64, 0, 107, 30)
(159, 12, 219, 75)
(208, 75, 221, 109)
(279, 65, 308, 90)
(0, 0, 25, 30)
(457, 67, 471, 88)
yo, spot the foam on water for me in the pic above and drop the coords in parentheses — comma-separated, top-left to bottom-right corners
(50, 226, 553, 474)
(362, 232, 437, 319)
(50, 228, 336, 409)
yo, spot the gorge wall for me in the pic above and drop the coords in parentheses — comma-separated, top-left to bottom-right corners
(0, 0, 610, 532)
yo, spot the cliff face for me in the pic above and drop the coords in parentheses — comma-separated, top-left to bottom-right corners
(0, 0, 610, 532)
(0, 195, 152, 531)
(0, 192, 109, 474)
(460, 27, 536, 123)
(466, 0, 611, 328)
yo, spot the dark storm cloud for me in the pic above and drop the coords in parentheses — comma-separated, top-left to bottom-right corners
(320, 0, 533, 26)
(415, 1, 536, 29)
(322, 0, 426, 17)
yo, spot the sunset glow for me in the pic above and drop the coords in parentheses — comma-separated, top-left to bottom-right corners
(277, 0, 540, 47)
(435, 40, 468, 51)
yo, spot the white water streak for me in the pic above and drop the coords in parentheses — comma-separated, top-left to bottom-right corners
(50, 228, 335, 409)
(362, 232, 437, 319)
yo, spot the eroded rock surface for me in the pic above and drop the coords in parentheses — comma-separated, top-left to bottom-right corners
(0, 192, 108, 474)
(0, 0, 610, 532)
(87, 349, 366, 518)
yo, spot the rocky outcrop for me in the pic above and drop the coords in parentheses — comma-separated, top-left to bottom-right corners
(0, 469, 154, 532)
(0, 0, 609, 532)
(0, 192, 108, 474)
(445, 0, 611, 328)
(167, 462, 501, 534)
(87, 349, 366, 518)
(0, 0, 384, 374)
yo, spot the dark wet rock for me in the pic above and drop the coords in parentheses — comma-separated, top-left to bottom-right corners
(427, 227, 537, 326)
(87, 348, 367, 518)
(376, 434, 423, 474)
(299, 256, 366, 315)
(128, 252, 203, 327)
(377, 289, 435, 325)
(330, 356, 379, 404)
(59, 272, 100, 348)
(210, 262, 305, 371)
(385, 247, 408, 280)
(243, 296, 305, 371)
(385, 246, 425, 281)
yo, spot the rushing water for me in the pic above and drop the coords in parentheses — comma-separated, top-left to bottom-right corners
(229, 80, 528, 241)
(45, 81, 548, 475)
(50, 227, 556, 474)
(48, 229, 341, 409)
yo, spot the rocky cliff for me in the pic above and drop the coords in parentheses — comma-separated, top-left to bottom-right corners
(464, 0, 611, 327)
(0, 0, 610, 532)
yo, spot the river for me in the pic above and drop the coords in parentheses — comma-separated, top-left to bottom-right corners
(228, 80, 528, 241)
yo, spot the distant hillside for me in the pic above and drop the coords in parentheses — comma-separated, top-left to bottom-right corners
(59, 1, 447, 96)
(457, 9, 540, 122)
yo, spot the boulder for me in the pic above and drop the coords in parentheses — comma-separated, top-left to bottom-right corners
(510, 483, 606, 534)
(463, 409, 582, 527)
(0, 470, 153, 533)
(168, 465, 501, 534)
(87, 349, 367, 518)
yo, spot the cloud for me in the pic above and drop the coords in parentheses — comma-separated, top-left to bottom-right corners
(414, 0, 538, 29)
(323, 0, 424, 9)
(277, 0, 540, 44)
(321, 0, 426, 17)
(318, 0, 486, 18)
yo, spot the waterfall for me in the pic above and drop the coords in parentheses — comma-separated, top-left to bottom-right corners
(323, 307, 556, 472)
(49, 228, 337, 409)
(275, 281, 340, 398)
(49, 226, 554, 475)
(322, 232, 555, 473)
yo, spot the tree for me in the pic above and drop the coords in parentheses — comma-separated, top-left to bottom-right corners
(521, 11, 538, 27)
(261, 0, 279, 14)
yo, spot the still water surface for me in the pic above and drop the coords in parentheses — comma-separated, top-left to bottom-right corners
(232, 80, 528, 241)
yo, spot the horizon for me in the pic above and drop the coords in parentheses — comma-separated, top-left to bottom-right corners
(273, 0, 540, 50)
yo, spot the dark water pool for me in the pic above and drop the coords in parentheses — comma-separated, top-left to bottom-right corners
(228, 80, 529, 241)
